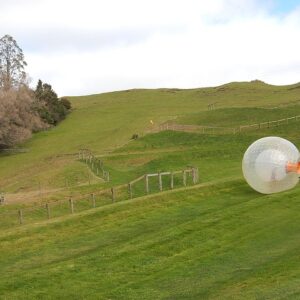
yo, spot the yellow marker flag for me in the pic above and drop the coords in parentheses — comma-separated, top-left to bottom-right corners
(150, 120, 154, 125)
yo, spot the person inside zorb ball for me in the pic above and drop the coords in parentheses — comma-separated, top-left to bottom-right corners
(242, 137, 300, 194)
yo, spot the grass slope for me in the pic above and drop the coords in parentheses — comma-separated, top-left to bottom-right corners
(0, 80, 300, 299)
(0, 179, 299, 299)
(0, 81, 299, 194)
(176, 105, 300, 127)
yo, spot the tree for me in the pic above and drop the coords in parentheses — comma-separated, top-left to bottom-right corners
(35, 80, 71, 125)
(0, 34, 27, 90)
(0, 35, 71, 149)
(0, 87, 45, 148)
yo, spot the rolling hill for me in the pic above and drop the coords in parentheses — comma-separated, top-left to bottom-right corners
(0, 80, 300, 299)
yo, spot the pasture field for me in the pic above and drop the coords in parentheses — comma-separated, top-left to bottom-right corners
(0, 80, 300, 194)
(0, 80, 300, 299)
(175, 105, 300, 127)
(0, 179, 299, 299)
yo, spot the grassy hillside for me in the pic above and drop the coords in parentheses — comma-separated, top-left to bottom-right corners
(175, 105, 300, 127)
(0, 81, 299, 195)
(0, 179, 299, 299)
(0, 80, 300, 299)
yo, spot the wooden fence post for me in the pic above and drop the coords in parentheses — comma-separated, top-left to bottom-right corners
(91, 193, 96, 208)
(158, 172, 162, 191)
(18, 209, 23, 225)
(144, 175, 149, 194)
(111, 187, 115, 202)
(46, 203, 50, 219)
(183, 170, 187, 186)
(196, 168, 199, 183)
(192, 168, 197, 184)
(69, 197, 74, 214)
(128, 183, 132, 199)
(170, 172, 174, 189)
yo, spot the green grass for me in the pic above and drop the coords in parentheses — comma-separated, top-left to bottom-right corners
(0, 81, 300, 193)
(0, 179, 299, 299)
(176, 105, 300, 127)
(1, 80, 300, 298)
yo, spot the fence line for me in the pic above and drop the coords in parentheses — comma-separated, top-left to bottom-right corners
(147, 115, 300, 135)
(238, 115, 300, 132)
(147, 122, 235, 135)
(79, 149, 110, 182)
(0, 167, 199, 229)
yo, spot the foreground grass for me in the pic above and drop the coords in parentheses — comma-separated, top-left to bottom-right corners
(0, 179, 299, 299)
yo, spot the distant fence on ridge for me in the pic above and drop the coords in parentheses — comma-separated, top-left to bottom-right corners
(147, 115, 300, 135)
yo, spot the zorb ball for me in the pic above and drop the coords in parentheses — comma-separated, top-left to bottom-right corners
(242, 137, 300, 194)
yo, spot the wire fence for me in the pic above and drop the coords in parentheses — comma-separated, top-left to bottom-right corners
(238, 115, 300, 132)
(0, 167, 199, 230)
(78, 149, 110, 181)
(147, 115, 300, 135)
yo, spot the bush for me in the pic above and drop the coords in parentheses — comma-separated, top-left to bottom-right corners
(60, 97, 72, 110)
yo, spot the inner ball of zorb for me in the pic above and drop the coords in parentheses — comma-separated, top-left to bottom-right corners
(242, 137, 299, 194)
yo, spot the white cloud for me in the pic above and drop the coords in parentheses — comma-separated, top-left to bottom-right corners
(0, 0, 300, 95)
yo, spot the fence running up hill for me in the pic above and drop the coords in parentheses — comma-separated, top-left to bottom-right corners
(148, 115, 300, 135)
(79, 149, 110, 181)
(0, 167, 199, 229)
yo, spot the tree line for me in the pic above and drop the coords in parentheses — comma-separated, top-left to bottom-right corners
(0, 35, 71, 149)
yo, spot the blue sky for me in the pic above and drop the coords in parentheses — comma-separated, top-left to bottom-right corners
(272, 0, 300, 13)
(0, 0, 300, 96)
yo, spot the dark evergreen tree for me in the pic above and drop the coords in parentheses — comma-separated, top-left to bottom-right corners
(35, 80, 71, 125)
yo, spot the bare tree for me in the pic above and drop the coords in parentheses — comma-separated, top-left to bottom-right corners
(0, 87, 46, 148)
(0, 35, 27, 90)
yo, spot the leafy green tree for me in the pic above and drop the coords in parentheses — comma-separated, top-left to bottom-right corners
(35, 80, 71, 125)
(0, 35, 27, 90)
